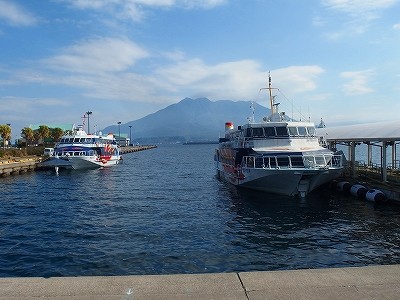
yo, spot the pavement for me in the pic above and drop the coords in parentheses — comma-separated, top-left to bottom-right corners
(1, 264, 399, 299)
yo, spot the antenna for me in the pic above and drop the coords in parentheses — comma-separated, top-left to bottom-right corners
(250, 101, 255, 123)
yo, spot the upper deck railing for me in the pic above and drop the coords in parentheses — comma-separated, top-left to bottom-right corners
(242, 154, 343, 170)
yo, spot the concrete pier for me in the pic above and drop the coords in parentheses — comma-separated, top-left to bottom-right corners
(1, 264, 399, 299)
(0, 157, 40, 177)
(120, 145, 157, 154)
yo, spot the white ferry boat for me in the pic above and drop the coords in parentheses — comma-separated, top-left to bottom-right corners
(39, 126, 121, 171)
(214, 75, 343, 197)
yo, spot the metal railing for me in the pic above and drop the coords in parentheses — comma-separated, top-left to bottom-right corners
(242, 154, 343, 170)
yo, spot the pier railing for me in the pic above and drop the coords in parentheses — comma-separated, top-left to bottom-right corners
(354, 160, 400, 183)
(242, 154, 343, 170)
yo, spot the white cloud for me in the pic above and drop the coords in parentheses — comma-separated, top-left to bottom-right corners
(156, 60, 324, 101)
(156, 59, 267, 99)
(341, 70, 374, 95)
(0, 0, 37, 26)
(24, 46, 325, 105)
(320, 0, 400, 38)
(393, 23, 400, 30)
(322, 0, 398, 15)
(43, 37, 149, 74)
(0, 96, 69, 124)
(64, 0, 226, 21)
(272, 66, 325, 94)
(178, 0, 227, 9)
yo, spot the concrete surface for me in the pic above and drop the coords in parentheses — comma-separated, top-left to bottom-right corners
(0, 264, 399, 299)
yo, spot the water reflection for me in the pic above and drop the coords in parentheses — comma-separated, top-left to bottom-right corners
(217, 181, 400, 271)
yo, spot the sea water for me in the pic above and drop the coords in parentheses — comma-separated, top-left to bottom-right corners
(1, 144, 400, 277)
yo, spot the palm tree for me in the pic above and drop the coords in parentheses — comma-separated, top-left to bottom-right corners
(0, 124, 11, 150)
(21, 127, 34, 147)
(51, 127, 64, 143)
(37, 125, 50, 145)
(33, 130, 41, 145)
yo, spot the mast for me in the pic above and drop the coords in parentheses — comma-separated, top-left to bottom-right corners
(268, 72, 274, 114)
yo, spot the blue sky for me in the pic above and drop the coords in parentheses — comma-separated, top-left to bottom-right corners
(1, 0, 400, 139)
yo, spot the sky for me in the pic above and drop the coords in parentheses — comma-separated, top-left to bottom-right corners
(1, 0, 400, 140)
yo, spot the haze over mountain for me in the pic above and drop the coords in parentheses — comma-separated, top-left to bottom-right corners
(102, 98, 270, 143)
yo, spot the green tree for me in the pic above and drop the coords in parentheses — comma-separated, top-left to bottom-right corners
(33, 130, 41, 145)
(51, 127, 64, 143)
(0, 124, 12, 150)
(37, 125, 50, 145)
(21, 127, 34, 147)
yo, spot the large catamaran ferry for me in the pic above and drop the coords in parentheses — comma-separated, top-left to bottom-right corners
(39, 126, 121, 171)
(214, 76, 343, 197)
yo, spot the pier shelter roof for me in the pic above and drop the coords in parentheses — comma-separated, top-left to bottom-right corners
(316, 121, 400, 143)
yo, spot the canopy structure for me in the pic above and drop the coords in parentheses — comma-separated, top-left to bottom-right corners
(317, 121, 400, 182)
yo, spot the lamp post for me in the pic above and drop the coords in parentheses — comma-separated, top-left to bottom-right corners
(86, 111, 92, 133)
(129, 125, 132, 146)
(117, 122, 121, 145)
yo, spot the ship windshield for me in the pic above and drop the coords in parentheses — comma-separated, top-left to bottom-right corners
(307, 126, 316, 136)
(264, 127, 275, 137)
(252, 127, 264, 137)
(288, 127, 298, 136)
(275, 126, 288, 136)
(298, 127, 307, 136)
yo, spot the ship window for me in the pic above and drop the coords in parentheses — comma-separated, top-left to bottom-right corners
(290, 156, 304, 167)
(306, 126, 316, 136)
(252, 127, 264, 137)
(277, 156, 290, 167)
(264, 127, 276, 137)
(255, 157, 263, 168)
(288, 127, 298, 136)
(298, 127, 307, 136)
(275, 126, 288, 136)
(246, 128, 252, 137)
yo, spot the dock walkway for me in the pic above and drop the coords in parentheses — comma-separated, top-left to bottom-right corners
(120, 145, 157, 154)
(1, 264, 399, 299)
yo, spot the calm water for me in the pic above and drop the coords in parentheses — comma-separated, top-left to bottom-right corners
(1, 144, 400, 278)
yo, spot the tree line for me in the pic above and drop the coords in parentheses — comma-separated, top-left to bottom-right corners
(0, 124, 65, 149)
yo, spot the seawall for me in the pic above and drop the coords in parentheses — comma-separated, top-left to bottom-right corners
(0, 157, 41, 177)
(0, 265, 399, 299)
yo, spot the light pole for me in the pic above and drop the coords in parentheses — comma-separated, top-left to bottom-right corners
(86, 111, 92, 133)
(129, 125, 132, 146)
(117, 121, 121, 145)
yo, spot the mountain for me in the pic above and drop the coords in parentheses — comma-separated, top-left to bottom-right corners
(102, 98, 270, 143)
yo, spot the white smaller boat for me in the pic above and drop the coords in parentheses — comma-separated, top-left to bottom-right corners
(39, 126, 121, 171)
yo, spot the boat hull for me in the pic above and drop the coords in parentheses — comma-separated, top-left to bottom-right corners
(216, 163, 342, 197)
(39, 155, 121, 170)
